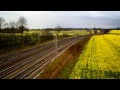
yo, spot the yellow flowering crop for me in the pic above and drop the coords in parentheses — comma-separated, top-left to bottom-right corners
(109, 30, 120, 34)
(69, 34, 120, 79)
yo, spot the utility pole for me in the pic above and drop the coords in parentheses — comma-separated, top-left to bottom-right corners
(84, 30, 86, 38)
(38, 29, 40, 45)
(74, 30, 76, 40)
(54, 34, 56, 49)
(54, 31, 58, 50)
(54, 25, 61, 51)
(56, 33, 57, 49)
(62, 29, 64, 39)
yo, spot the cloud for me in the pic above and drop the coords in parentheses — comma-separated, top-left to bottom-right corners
(0, 11, 120, 28)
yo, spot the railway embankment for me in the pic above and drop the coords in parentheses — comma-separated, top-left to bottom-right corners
(36, 35, 93, 79)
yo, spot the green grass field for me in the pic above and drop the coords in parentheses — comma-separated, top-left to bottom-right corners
(69, 33, 120, 79)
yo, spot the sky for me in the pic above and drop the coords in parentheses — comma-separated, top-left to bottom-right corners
(0, 11, 120, 29)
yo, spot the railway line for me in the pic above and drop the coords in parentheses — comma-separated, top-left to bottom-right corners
(0, 36, 75, 70)
(0, 36, 70, 62)
(0, 35, 88, 79)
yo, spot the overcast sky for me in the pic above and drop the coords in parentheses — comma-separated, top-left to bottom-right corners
(0, 11, 120, 29)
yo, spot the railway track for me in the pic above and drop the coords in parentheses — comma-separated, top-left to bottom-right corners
(0, 36, 73, 62)
(0, 36, 76, 70)
(0, 35, 88, 79)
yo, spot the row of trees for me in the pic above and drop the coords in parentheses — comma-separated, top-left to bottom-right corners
(0, 16, 27, 33)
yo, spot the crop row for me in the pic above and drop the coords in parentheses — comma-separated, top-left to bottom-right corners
(69, 35, 120, 79)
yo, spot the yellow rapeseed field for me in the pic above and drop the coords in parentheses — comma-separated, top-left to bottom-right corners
(69, 34, 120, 79)
(24, 30, 94, 35)
(109, 30, 120, 34)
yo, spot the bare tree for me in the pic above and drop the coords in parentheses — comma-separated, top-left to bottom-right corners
(56, 25, 62, 33)
(0, 17, 5, 44)
(17, 16, 27, 33)
(0, 17, 5, 32)
(17, 16, 27, 44)
(56, 25, 62, 30)
(4, 22, 9, 28)
(93, 27, 97, 34)
(10, 22, 16, 29)
(9, 22, 16, 33)
(4, 22, 10, 29)
(16, 22, 19, 29)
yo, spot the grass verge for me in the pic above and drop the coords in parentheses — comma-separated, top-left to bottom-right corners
(36, 35, 93, 79)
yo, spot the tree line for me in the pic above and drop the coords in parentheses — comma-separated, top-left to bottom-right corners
(0, 16, 28, 33)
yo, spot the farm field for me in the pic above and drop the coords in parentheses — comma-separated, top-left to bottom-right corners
(25, 29, 94, 35)
(109, 30, 120, 34)
(69, 33, 120, 79)
(2, 11, 120, 79)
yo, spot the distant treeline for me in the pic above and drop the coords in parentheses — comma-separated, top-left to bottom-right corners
(42, 28, 120, 31)
(0, 28, 28, 33)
